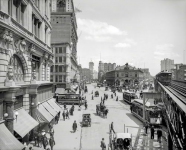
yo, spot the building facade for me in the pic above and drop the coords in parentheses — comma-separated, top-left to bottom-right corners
(50, 0, 79, 88)
(82, 68, 91, 82)
(89, 61, 94, 80)
(105, 63, 144, 87)
(0, 0, 62, 149)
(172, 64, 186, 81)
(93, 70, 98, 80)
(161, 58, 174, 72)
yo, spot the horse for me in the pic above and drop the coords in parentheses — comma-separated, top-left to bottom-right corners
(103, 109, 109, 118)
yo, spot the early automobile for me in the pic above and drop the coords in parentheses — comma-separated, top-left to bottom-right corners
(109, 133, 132, 150)
(95, 91, 99, 97)
(82, 113, 91, 127)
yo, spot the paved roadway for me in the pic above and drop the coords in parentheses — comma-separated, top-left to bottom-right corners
(49, 83, 167, 150)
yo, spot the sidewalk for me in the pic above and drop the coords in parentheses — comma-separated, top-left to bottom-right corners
(133, 127, 168, 150)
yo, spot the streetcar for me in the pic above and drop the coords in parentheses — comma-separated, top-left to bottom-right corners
(57, 93, 84, 105)
(130, 99, 162, 126)
(155, 71, 172, 86)
(123, 91, 138, 104)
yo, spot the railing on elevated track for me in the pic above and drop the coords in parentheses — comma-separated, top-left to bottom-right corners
(157, 82, 186, 150)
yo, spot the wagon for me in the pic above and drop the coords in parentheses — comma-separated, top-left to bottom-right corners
(82, 113, 91, 127)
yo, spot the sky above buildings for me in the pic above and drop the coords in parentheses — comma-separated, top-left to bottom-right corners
(74, 0, 186, 76)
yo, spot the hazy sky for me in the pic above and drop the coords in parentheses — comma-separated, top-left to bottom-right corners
(74, 0, 186, 76)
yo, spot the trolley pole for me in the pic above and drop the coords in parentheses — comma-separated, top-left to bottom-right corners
(143, 95, 146, 124)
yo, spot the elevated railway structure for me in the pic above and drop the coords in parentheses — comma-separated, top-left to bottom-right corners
(155, 80, 186, 150)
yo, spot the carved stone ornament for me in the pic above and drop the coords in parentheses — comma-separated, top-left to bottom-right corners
(7, 66, 14, 80)
(14, 38, 27, 54)
(43, 52, 49, 60)
(28, 44, 36, 53)
(32, 70, 36, 81)
(0, 30, 14, 52)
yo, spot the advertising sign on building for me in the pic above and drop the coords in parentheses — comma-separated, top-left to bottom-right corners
(52, 0, 57, 12)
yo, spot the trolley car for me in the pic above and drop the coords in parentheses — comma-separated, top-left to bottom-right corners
(155, 71, 172, 86)
(130, 99, 162, 126)
(123, 91, 138, 104)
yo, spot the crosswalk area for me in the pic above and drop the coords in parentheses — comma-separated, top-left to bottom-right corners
(133, 128, 167, 150)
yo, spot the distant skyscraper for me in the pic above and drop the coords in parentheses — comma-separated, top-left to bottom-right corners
(89, 62, 94, 79)
(161, 58, 174, 72)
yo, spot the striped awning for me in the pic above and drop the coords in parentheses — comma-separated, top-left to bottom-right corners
(42, 102, 58, 117)
(37, 104, 53, 122)
(0, 123, 24, 150)
(47, 99, 61, 112)
(14, 108, 39, 138)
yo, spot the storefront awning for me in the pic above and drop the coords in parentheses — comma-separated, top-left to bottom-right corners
(47, 98, 61, 112)
(38, 104, 53, 122)
(14, 108, 39, 138)
(42, 102, 58, 117)
(34, 109, 48, 123)
(55, 88, 66, 94)
(0, 123, 24, 150)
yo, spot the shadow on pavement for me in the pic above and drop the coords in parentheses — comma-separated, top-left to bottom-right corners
(119, 100, 130, 106)
(126, 113, 143, 126)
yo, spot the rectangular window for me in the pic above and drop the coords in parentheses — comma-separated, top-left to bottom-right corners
(63, 47, 66, 53)
(50, 75, 53, 82)
(63, 75, 66, 82)
(59, 75, 62, 82)
(55, 75, 58, 82)
(63, 57, 66, 63)
(55, 65, 58, 72)
(55, 57, 58, 63)
(59, 66, 62, 72)
(59, 47, 62, 53)
(8, 0, 12, 16)
(50, 65, 53, 72)
(31, 55, 40, 80)
(59, 57, 62, 63)
(20, 3, 25, 26)
(135, 74, 137, 77)
(55, 47, 58, 54)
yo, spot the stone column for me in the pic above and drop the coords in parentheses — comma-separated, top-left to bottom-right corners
(23, 93, 29, 113)
(30, 94, 37, 120)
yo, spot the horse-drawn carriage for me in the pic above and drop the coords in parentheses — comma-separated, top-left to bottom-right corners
(96, 104, 108, 118)
(109, 133, 132, 150)
(82, 113, 91, 127)
(95, 91, 99, 97)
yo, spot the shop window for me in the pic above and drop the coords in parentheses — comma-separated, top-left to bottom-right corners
(14, 96, 23, 110)
(10, 55, 24, 83)
(31, 55, 40, 81)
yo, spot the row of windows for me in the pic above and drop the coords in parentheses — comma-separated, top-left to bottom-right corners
(55, 47, 66, 54)
(50, 75, 66, 82)
(55, 56, 66, 63)
(51, 65, 66, 73)
(8, 0, 49, 42)
(116, 73, 138, 77)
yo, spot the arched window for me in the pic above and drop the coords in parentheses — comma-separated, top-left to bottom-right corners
(10, 55, 24, 83)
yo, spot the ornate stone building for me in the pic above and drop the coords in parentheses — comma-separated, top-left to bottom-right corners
(50, 0, 79, 89)
(105, 63, 144, 87)
(0, 1, 61, 149)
